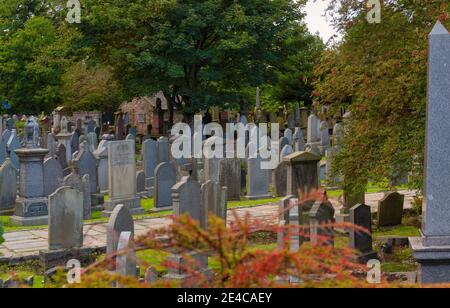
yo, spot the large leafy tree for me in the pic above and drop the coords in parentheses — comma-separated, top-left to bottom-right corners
(313, 0, 450, 193)
(80, 0, 309, 120)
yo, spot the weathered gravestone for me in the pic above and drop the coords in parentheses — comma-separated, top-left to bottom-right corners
(201, 180, 227, 229)
(48, 187, 83, 250)
(218, 159, 241, 201)
(349, 203, 377, 263)
(0, 139, 6, 165)
(56, 117, 72, 163)
(55, 143, 68, 172)
(86, 132, 98, 152)
(70, 128, 81, 155)
(154, 162, 177, 209)
(157, 137, 170, 164)
(141, 138, 157, 196)
(116, 231, 137, 278)
(246, 155, 271, 200)
(309, 201, 335, 247)
(107, 204, 134, 257)
(93, 136, 111, 193)
(293, 127, 304, 152)
(61, 167, 92, 219)
(73, 141, 98, 197)
(166, 176, 210, 282)
(136, 170, 146, 197)
(0, 159, 17, 211)
(43, 157, 64, 197)
(104, 140, 143, 216)
(377, 192, 404, 227)
(45, 133, 56, 159)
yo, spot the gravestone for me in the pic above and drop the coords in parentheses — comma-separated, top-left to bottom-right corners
(142, 138, 157, 196)
(280, 144, 293, 161)
(246, 155, 271, 200)
(320, 121, 330, 150)
(0, 159, 17, 210)
(45, 133, 57, 159)
(283, 151, 320, 202)
(70, 128, 80, 155)
(377, 192, 404, 227)
(279, 137, 290, 152)
(56, 117, 72, 163)
(43, 157, 64, 196)
(55, 143, 68, 171)
(349, 204, 377, 263)
(6, 130, 21, 169)
(204, 157, 221, 184)
(309, 201, 335, 247)
(273, 161, 288, 197)
(116, 231, 137, 277)
(73, 141, 98, 194)
(103, 140, 143, 215)
(106, 204, 134, 256)
(293, 127, 304, 151)
(201, 180, 227, 229)
(93, 137, 111, 193)
(154, 162, 177, 209)
(173, 176, 201, 222)
(307, 114, 320, 143)
(0, 139, 6, 165)
(136, 170, 146, 197)
(86, 132, 98, 152)
(48, 187, 83, 250)
(157, 137, 170, 164)
(218, 158, 241, 201)
(284, 128, 293, 145)
(62, 167, 91, 220)
(126, 133, 135, 141)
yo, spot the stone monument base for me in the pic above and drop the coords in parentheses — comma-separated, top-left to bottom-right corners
(150, 206, 173, 213)
(102, 196, 144, 217)
(163, 253, 212, 286)
(410, 236, 450, 284)
(11, 197, 49, 226)
(39, 246, 106, 271)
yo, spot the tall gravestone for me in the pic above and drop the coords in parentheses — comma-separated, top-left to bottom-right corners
(56, 117, 72, 163)
(6, 130, 21, 169)
(43, 157, 64, 196)
(48, 187, 83, 250)
(104, 140, 143, 216)
(0, 139, 6, 165)
(11, 118, 49, 226)
(377, 192, 404, 227)
(349, 204, 377, 263)
(93, 135, 113, 194)
(142, 138, 157, 196)
(157, 137, 170, 164)
(154, 162, 177, 209)
(218, 159, 241, 201)
(0, 159, 17, 211)
(293, 127, 304, 152)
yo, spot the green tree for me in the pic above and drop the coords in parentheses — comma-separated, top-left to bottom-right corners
(313, 0, 450, 193)
(61, 62, 123, 112)
(80, 0, 309, 120)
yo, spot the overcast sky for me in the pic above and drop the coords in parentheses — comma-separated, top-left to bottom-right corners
(304, 0, 338, 42)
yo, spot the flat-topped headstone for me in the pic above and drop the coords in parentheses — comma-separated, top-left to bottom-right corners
(43, 157, 64, 196)
(107, 204, 134, 257)
(104, 140, 143, 215)
(45, 133, 56, 159)
(307, 114, 320, 143)
(0, 159, 17, 210)
(293, 127, 304, 151)
(377, 192, 404, 227)
(283, 151, 321, 201)
(154, 162, 176, 208)
(48, 186, 83, 250)
(219, 158, 241, 201)
(142, 138, 157, 195)
(93, 138, 111, 193)
(246, 154, 271, 200)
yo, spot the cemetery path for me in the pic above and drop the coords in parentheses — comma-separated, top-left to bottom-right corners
(0, 190, 414, 260)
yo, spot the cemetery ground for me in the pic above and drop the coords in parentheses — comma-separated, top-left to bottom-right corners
(0, 188, 420, 288)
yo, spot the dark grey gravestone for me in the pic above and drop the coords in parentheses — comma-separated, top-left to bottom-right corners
(136, 170, 146, 194)
(70, 128, 81, 154)
(200, 180, 227, 229)
(0, 159, 17, 210)
(246, 155, 271, 200)
(142, 138, 157, 195)
(48, 186, 84, 250)
(43, 157, 64, 196)
(219, 158, 241, 201)
(73, 141, 98, 194)
(273, 161, 288, 197)
(82, 174, 91, 219)
(106, 204, 134, 256)
(55, 143, 68, 171)
(349, 203, 377, 262)
(377, 192, 404, 227)
(154, 162, 176, 208)
(6, 130, 20, 169)
(310, 201, 335, 247)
